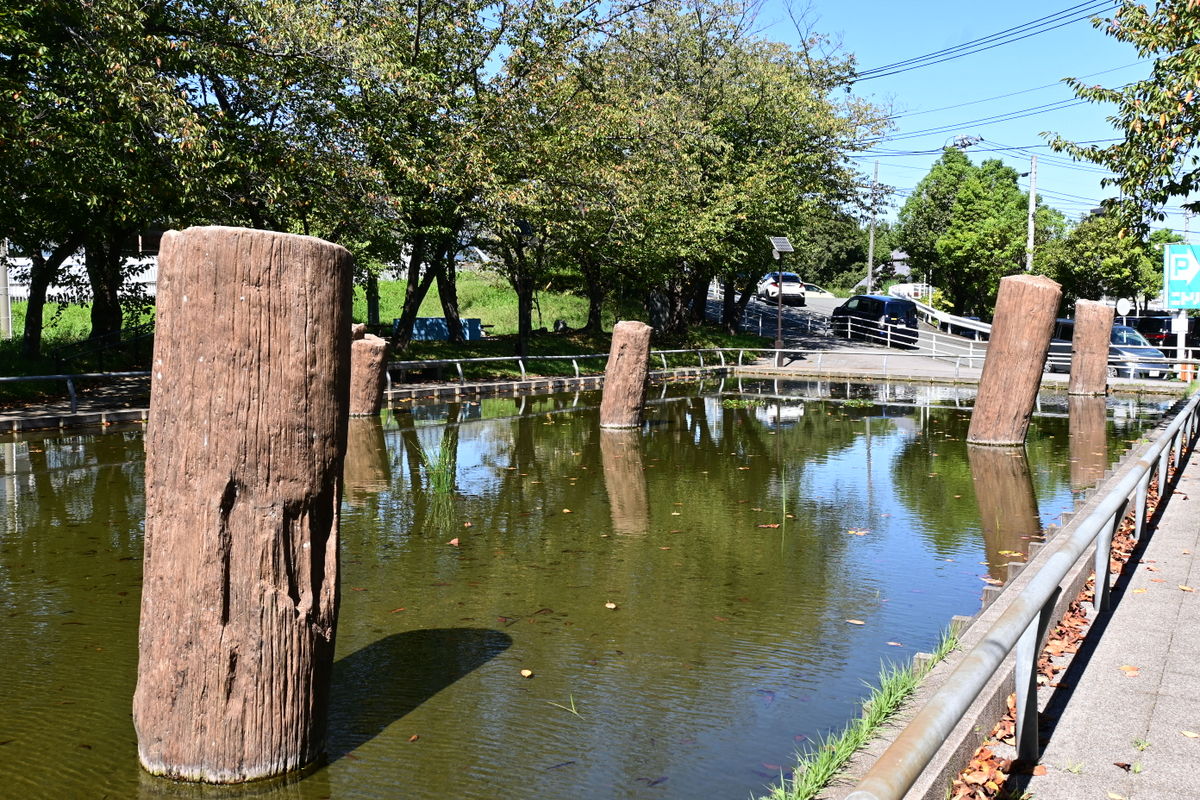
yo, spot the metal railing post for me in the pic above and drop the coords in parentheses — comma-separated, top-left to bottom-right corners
(572, 359, 580, 378)
(1134, 473, 1151, 541)
(456, 361, 465, 383)
(698, 350, 704, 368)
(518, 358, 527, 379)
(660, 353, 668, 370)
(66, 378, 77, 413)
(1093, 511, 1119, 612)
(718, 350, 725, 367)
(1014, 587, 1061, 763)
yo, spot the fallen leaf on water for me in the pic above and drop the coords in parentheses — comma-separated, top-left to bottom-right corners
(463, 521, 473, 528)
(886, 641, 903, 647)
(671, 511, 681, 516)
(389, 607, 406, 613)
(562, 509, 572, 514)
(605, 602, 618, 610)
(757, 523, 781, 528)
(846, 619, 865, 625)
(1180, 585, 1195, 592)
(981, 577, 1004, 586)
(713, 615, 729, 622)
(659, 546, 671, 550)
(351, 587, 366, 591)
(1182, 730, 1200, 738)
(408, 734, 419, 742)
(520, 669, 534, 679)
(737, 466, 751, 471)
(448, 538, 460, 547)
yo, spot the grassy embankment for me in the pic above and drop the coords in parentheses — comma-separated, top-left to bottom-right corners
(761, 628, 959, 800)
(1, 272, 767, 399)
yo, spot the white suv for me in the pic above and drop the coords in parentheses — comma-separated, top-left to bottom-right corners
(756, 272, 806, 306)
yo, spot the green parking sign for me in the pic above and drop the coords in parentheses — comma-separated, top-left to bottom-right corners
(1165, 244, 1200, 309)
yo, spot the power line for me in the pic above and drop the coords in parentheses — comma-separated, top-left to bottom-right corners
(895, 62, 1143, 119)
(854, 1, 1116, 81)
(867, 98, 1089, 144)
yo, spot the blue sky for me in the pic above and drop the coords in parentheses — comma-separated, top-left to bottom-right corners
(755, 0, 1191, 236)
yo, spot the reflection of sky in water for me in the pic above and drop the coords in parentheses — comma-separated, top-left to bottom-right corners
(0, 382, 1175, 800)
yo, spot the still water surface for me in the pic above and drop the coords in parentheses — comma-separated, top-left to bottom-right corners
(0, 380, 1172, 799)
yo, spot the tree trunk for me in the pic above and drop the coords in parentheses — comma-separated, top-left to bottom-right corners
(20, 239, 77, 358)
(437, 245, 463, 343)
(390, 235, 437, 351)
(580, 257, 606, 333)
(515, 274, 534, 360)
(134, 226, 352, 783)
(85, 237, 124, 341)
(366, 272, 380, 328)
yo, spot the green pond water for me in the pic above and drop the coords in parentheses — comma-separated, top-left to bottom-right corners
(0, 379, 1174, 799)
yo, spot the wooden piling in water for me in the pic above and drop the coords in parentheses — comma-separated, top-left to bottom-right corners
(599, 321, 652, 428)
(967, 274, 1061, 446)
(350, 323, 389, 416)
(1068, 300, 1114, 396)
(133, 226, 352, 783)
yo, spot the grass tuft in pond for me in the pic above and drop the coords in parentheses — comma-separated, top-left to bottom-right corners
(762, 627, 959, 800)
(418, 444, 456, 495)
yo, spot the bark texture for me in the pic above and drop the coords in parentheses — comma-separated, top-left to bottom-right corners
(349, 324, 389, 416)
(1068, 300, 1114, 396)
(967, 275, 1061, 446)
(134, 226, 352, 783)
(599, 321, 653, 428)
(1068, 395, 1108, 490)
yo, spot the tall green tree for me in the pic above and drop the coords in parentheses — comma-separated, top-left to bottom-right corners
(1050, 1, 1200, 234)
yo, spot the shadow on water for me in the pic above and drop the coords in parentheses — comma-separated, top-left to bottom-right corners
(326, 627, 512, 761)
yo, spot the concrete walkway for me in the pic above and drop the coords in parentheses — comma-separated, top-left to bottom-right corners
(1007, 444, 1200, 800)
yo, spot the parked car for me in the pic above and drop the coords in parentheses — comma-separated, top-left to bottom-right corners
(1045, 319, 1172, 379)
(940, 315, 987, 341)
(756, 272, 806, 306)
(830, 294, 919, 347)
(1122, 313, 1200, 357)
(803, 282, 836, 299)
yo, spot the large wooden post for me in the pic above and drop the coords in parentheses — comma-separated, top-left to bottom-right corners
(1068, 300, 1114, 395)
(349, 323, 389, 416)
(599, 321, 652, 428)
(134, 226, 352, 783)
(967, 275, 1061, 446)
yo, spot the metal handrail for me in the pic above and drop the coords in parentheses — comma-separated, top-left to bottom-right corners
(0, 371, 150, 413)
(846, 390, 1200, 800)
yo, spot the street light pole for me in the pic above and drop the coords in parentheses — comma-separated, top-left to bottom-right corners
(767, 236, 794, 368)
(1024, 155, 1038, 271)
(0, 239, 10, 341)
(867, 160, 878, 294)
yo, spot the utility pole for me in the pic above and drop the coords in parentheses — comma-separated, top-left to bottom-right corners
(1024, 154, 1038, 271)
(867, 160, 879, 293)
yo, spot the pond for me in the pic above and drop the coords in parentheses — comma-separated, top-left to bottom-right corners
(0, 379, 1175, 799)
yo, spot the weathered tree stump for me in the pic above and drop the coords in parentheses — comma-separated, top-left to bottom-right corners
(1068, 300, 1114, 396)
(1068, 395, 1108, 490)
(350, 323, 389, 416)
(967, 445, 1040, 582)
(967, 274, 1061, 446)
(599, 321, 653, 428)
(600, 429, 649, 535)
(134, 226, 352, 783)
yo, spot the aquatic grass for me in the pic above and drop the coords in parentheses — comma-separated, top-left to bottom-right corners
(547, 695, 582, 717)
(419, 443, 456, 495)
(760, 627, 958, 800)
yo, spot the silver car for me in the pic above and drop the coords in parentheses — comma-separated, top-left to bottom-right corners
(1045, 320, 1172, 379)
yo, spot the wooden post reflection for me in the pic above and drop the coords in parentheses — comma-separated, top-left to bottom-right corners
(344, 416, 392, 505)
(968, 445, 1041, 581)
(1068, 396, 1108, 490)
(600, 429, 649, 535)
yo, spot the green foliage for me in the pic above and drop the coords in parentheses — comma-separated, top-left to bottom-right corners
(1049, 2, 1200, 234)
(1037, 214, 1171, 310)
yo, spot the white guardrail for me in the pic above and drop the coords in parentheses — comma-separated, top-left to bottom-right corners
(846, 388, 1200, 799)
